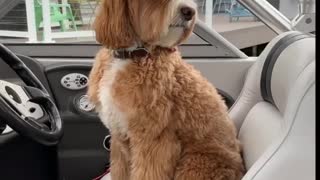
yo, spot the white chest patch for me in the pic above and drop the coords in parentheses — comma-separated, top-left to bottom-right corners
(98, 59, 130, 136)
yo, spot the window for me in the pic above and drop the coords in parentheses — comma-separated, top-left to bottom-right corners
(196, 0, 277, 55)
(0, 0, 289, 56)
(0, 0, 209, 45)
(0, 0, 101, 43)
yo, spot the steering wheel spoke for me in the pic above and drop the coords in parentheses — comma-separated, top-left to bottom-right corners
(0, 80, 44, 120)
(24, 86, 50, 104)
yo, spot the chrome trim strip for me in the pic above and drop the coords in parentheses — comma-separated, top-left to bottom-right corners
(194, 21, 248, 58)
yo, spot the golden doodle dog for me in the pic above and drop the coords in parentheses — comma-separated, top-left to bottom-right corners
(88, 0, 245, 179)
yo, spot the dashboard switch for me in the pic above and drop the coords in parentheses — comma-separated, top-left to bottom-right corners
(61, 73, 88, 90)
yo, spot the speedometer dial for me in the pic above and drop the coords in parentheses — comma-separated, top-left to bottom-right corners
(77, 95, 95, 112)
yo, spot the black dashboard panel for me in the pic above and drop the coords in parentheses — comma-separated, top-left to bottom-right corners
(1, 55, 109, 180)
(0, 55, 58, 180)
(44, 63, 109, 180)
(1, 54, 235, 180)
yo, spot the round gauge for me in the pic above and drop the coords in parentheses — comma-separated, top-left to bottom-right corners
(77, 95, 95, 112)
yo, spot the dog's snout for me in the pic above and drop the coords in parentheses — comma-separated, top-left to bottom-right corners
(180, 7, 195, 21)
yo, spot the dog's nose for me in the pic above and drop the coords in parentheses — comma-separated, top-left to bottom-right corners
(180, 7, 195, 21)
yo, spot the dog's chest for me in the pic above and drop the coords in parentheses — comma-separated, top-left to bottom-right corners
(98, 59, 129, 136)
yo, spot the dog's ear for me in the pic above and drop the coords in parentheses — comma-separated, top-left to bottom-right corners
(94, 0, 135, 49)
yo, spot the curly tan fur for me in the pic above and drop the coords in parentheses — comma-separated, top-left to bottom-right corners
(88, 0, 245, 179)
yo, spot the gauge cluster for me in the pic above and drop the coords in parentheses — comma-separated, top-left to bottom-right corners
(75, 95, 95, 113)
(59, 73, 96, 115)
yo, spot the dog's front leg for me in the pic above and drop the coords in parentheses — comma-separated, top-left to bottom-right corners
(110, 136, 130, 180)
(130, 130, 181, 180)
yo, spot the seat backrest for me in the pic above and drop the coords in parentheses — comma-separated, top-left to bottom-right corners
(229, 31, 315, 180)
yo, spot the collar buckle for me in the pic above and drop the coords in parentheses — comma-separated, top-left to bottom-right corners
(113, 47, 149, 59)
(114, 49, 126, 59)
(133, 47, 149, 58)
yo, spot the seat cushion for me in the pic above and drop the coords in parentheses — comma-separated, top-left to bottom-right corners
(229, 31, 315, 180)
(229, 31, 297, 131)
(238, 102, 283, 169)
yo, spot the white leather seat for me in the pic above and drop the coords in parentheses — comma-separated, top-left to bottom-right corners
(229, 31, 315, 180)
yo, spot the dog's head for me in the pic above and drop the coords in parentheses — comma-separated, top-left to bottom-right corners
(94, 0, 197, 49)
